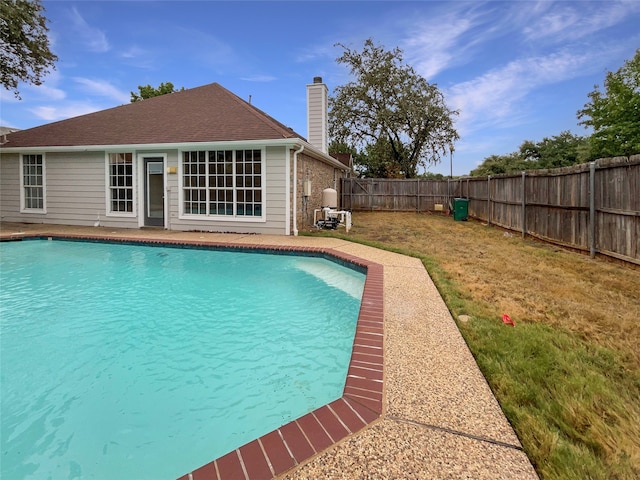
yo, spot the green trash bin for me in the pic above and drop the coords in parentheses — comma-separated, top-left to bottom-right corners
(453, 198, 469, 221)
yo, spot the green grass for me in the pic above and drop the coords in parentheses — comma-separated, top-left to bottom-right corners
(305, 215, 640, 479)
(459, 318, 639, 479)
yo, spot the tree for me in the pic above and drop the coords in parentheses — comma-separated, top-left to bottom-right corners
(358, 138, 405, 178)
(577, 49, 640, 158)
(329, 38, 459, 178)
(470, 132, 592, 177)
(469, 153, 528, 177)
(130, 82, 183, 102)
(0, 0, 58, 98)
(520, 131, 591, 169)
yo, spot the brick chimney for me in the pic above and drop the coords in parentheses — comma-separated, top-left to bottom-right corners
(306, 76, 328, 154)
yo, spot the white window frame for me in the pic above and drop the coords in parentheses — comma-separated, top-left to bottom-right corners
(178, 147, 266, 222)
(20, 153, 46, 213)
(105, 152, 137, 217)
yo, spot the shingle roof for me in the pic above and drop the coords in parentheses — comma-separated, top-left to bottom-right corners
(2, 82, 304, 148)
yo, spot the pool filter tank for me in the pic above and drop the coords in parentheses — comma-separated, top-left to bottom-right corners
(321, 188, 337, 209)
(315, 188, 351, 232)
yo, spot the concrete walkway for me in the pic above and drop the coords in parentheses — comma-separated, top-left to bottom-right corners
(0, 223, 538, 479)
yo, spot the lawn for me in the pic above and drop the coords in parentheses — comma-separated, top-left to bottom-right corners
(305, 211, 640, 480)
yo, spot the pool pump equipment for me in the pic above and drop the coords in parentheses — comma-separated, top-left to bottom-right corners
(314, 188, 352, 232)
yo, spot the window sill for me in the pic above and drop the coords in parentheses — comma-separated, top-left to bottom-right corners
(179, 214, 266, 223)
(106, 212, 137, 218)
(20, 209, 47, 214)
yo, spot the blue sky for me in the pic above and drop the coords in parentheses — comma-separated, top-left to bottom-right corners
(1, 0, 639, 175)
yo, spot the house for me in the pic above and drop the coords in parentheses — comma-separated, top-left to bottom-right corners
(0, 78, 348, 235)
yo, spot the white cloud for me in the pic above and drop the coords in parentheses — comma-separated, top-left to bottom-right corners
(30, 84, 66, 102)
(240, 75, 277, 82)
(30, 103, 101, 122)
(403, 9, 485, 80)
(73, 78, 130, 104)
(5, 70, 66, 102)
(447, 50, 592, 135)
(0, 88, 21, 104)
(295, 44, 335, 63)
(522, 0, 640, 43)
(69, 6, 110, 53)
(120, 46, 146, 59)
(174, 27, 236, 70)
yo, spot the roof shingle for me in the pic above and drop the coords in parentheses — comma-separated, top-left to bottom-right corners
(2, 83, 304, 148)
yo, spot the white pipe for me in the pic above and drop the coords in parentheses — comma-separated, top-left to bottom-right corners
(292, 144, 304, 236)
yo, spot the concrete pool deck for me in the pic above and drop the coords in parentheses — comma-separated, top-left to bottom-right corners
(0, 223, 538, 480)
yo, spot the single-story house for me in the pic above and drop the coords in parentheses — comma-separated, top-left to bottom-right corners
(0, 78, 348, 235)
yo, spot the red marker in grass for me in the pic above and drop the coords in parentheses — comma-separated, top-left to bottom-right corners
(502, 314, 515, 326)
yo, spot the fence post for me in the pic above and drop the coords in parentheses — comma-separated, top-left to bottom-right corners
(589, 161, 596, 258)
(487, 175, 491, 225)
(521, 170, 526, 238)
(369, 178, 374, 211)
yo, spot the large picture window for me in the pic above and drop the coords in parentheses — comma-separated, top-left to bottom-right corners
(108, 153, 134, 213)
(182, 149, 263, 218)
(21, 154, 45, 211)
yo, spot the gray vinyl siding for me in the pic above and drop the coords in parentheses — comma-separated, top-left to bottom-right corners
(2, 144, 293, 234)
(0, 153, 21, 222)
(44, 152, 138, 228)
(0, 151, 138, 228)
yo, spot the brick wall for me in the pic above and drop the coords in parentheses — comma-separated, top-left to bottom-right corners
(295, 152, 345, 231)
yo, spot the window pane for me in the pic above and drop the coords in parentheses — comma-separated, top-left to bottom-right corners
(23, 155, 44, 210)
(108, 152, 134, 213)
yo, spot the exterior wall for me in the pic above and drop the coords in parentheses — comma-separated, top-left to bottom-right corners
(2, 145, 342, 236)
(0, 153, 20, 221)
(1, 145, 289, 234)
(295, 151, 345, 230)
(0, 151, 138, 228)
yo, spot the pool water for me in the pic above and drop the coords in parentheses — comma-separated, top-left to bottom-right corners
(0, 239, 365, 480)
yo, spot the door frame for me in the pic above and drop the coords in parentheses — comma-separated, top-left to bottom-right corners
(137, 154, 167, 228)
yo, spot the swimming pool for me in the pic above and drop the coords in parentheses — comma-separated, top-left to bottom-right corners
(0, 238, 365, 479)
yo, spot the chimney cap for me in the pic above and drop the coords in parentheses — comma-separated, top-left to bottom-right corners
(313, 76, 323, 84)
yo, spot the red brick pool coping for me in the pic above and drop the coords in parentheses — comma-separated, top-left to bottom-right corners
(4, 233, 384, 480)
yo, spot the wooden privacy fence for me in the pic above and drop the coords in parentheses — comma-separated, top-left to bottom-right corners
(341, 177, 453, 212)
(341, 155, 640, 265)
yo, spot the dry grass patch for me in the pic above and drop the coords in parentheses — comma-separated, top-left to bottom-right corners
(339, 211, 640, 369)
(306, 211, 640, 480)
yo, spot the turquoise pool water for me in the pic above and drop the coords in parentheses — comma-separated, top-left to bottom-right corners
(0, 239, 365, 480)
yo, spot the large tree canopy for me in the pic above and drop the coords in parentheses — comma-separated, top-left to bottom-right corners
(0, 0, 58, 98)
(329, 38, 459, 178)
(470, 131, 591, 177)
(577, 49, 640, 158)
(130, 82, 184, 102)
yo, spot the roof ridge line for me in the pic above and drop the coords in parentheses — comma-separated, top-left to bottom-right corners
(215, 83, 301, 140)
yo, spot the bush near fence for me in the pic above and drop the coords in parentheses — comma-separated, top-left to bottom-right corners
(341, 155, 640, 265)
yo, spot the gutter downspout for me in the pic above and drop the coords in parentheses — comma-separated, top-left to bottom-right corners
(292, 144, 304, 236)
